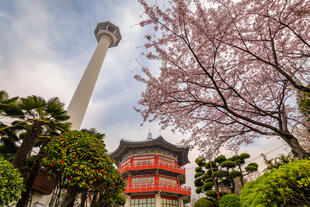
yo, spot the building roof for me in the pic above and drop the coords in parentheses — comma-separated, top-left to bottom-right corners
(110, 136, 190, 166)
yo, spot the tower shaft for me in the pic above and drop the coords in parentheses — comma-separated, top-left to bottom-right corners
(67, 36, 110, 129)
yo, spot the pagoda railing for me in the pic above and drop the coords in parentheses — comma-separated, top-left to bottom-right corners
(124, 182, 191, 195)
(119, 161, 185, 174)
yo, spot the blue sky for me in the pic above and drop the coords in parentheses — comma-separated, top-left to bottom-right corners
(0, 0, 290, 198)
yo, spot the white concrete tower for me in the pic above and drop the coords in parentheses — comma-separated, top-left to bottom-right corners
(67, 21, 122, 129)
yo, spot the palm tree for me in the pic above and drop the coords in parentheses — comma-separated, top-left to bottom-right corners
(12, 95, 71, 170)
(0, 90, 23, 160)
(10, 96, 71, 207)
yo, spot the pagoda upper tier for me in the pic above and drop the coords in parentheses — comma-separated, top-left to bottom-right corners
(110, 136, 190, 167)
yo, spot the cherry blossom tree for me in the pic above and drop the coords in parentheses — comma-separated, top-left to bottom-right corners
(135, 0, 310, 158)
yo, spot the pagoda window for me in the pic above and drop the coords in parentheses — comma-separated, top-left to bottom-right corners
(160, 195, 179, 207)
(158, 156, 176, 167)
(159, 175, 178, 188)
(132, 176, 155, 187)
(133, 155, 155, 166)
(131, 195, 155, 207)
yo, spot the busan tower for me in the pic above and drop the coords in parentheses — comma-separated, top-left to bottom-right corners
(67, 21, 121, 129)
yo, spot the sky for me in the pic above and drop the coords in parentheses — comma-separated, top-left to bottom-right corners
(0, 0, 290, 199)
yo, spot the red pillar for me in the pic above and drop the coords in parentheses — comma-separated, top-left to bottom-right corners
(128, 175, 132, 187)
(130, 157, 134, 167)
(155, 155, 158, 165)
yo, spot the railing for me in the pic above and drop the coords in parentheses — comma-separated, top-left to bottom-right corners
(124, 182, 191, 195)
(119, 161, 185, 174)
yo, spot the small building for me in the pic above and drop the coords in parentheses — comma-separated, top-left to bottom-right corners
(110, 133, 191, 207)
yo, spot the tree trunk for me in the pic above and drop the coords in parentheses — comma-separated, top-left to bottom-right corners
(90, 193, 98, 207)
(237, 164, 244, 186)
(12, 121, 43, 170)
(16, 142, 48, 207)
(48, 187, 58, 207)
(283, 134, 309, 159)
(80, 191, 87, 207)
(16, 155, 41, 207)
(61, 185, 78, 207)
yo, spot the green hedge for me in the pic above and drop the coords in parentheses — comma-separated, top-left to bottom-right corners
(220, 194, 240, 207)
(0, 156, 24, 206)
(194, 197, 214, 207)
(240, 159, 310, 206)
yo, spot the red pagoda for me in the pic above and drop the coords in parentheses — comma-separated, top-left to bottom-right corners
(110, 132, 191, 207)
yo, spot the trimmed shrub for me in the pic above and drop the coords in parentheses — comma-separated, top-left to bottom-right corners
(240, 159, 310, 207)
(220, 194, 240, 207)
(194, 197, 214, 207)
(0, 156, 24, 206)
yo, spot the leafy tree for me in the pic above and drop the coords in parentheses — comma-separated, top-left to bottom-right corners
(193, 197, 214, 207)
(11, 96, 70, 170)
(261, 153, 296, 172)
(0, 156, 24, 206)
(0, 90, 23, 161)
(135, 0, 310, 158)
(41, 130, 125, 207)
(195, 154, 257, 200)
(220, 194, 241, 207)
(240, 159, 310, 206)
(297, 83, 310, 118)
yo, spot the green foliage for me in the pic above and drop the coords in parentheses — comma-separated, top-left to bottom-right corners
(194, 197, 214, 207)
(221, 160, 237, 168)
(194, 153, 257, 200)
(195, 157, 205, 167)
(239, 153, 250, 160)
(0, 156, 24, 206)
(195, 171, 204, 178)
(230, 170, 242, 178)
(206, 190, 217, 197)
(245, 165, 257, 172)
(203, 182, 214, 191)
(214, 155, 227, 164)
(220, 194, 241, 207)
(42, 130, 124, 194)
(297, 83, 310, 117)
(194, 178, 203, 187)
(262, 153, 295, 172)
(195, 187, 202, 194)
(195, 166, 202, 172)
(240, 159, 310, 206)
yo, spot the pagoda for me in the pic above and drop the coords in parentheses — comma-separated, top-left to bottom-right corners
(110, 133, 191, 207)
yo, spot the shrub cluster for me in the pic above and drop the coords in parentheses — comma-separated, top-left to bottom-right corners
(240, 159, 310, 206)
(0, 156, 24, 206)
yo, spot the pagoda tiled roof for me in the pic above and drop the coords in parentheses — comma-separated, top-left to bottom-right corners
(110, 136, 190, 166)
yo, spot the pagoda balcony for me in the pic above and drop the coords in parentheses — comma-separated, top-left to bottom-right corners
(124, 183, 191, 196)
(119, 161, 185, 174)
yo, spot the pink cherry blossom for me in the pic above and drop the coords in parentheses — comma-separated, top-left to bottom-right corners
(135, 0, 310, 158)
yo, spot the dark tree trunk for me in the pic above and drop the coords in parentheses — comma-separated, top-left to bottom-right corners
(90, 193, 98, 207)
(16, 142, 48, 207)
(61, 185, 78, 207)
(282, 134, 309, 159)
(237, 164, 244, 186)
(98, 193, 106, 207)
(13, 121, 43, 170)
(80, 191, 87, 207)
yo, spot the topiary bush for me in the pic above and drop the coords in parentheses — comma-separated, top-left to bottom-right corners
(220, 194, 240, 207)
(194, 197, 214, 207)
(0, 156, 24, 206)
(240, 159, 310, 207)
